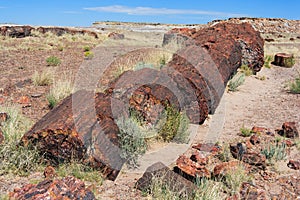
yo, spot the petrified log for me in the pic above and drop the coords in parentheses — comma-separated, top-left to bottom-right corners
(107, 67, 206, 124)
(20, 90, 124, 180)
(135, 162, 197, 197)
(9, 176, 96, 200)
(0, 25, 99, 38)
(163, 22, 264, 114)
(273, 53, 295, 67)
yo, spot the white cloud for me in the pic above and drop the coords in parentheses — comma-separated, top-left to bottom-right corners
(84, 5, 245, 18)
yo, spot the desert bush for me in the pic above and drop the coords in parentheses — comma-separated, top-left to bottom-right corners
(157, 105, 189, 143)
(0, 105, 41, 176)
(194, 178, 223, 199)
(116, 116, 147, 168)
(224, 164, 251, 196)
(284, 56, 296, 68)
(261, 142, 287, 161)
(46, 79, 73, 109)
(288, 75, 300, 94)
(83, 45, 91, 52)
(239, 126, 253, 137)
(32, 70, 53, 86)
(84, 51, 94, 60)
(264, 55, 273, 68)
(239, 65, 253, 76)
(46, 56, 61, 66)
(228, 72, 245, 92)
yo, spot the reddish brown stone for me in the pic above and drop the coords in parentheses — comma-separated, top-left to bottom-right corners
(9, 176, 95, 200)
(278, 122, 299, 138)
(251, 126, 272, 135)
(273, 53, 295, 67)
(250, 134, 260, 145)
(287, 160, 300, 170)
(175, 155, 211, 180)
(283, 139, 294, 147)
(16, 95, 30, 104)
(0, 97, 5, 104)
(190, 152, 208, 165)
(44, 166, 57, 179)
(0, 112, 9, 123)
(136, 162, 197, 198)
(213, 160, 241, 177)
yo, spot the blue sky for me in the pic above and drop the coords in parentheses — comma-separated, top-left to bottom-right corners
(0, 0, 299, 27)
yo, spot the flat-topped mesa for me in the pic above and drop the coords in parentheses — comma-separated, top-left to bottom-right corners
(0, 25, 99, 38)
(163, 22, 264, 114)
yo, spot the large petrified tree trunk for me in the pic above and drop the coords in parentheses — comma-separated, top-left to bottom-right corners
(21, 90, 124, 180)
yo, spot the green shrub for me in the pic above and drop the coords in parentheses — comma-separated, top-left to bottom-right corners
(157, 105, 189, 143)
(84, 51, 94, 60)
(284, 56, 296, 68)
(228, 73, 245, 92)
(240, 65, 253, 76)
(264, 55, 273, 68)
(116, 116, 147, 168)
(261, 142, 287, 161)
(83, 46, 91, 52)
(46, 56, 61, 66)
(289, 75, 300, 94)
(239, 126, 253, 137)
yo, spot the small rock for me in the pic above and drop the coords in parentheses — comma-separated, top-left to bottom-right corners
(44, 165, 57, 179)
(250, 134, 260, 145)
(0, 112, 9, 123)
(190, 152, 208, 165)
(0, 97, 5, 104)
(287, 160, 300, 170)
(278, 122, 299, 138)
(31, 93, 42, 98)
(16, 96, 30, 104)
(213, 160, 241, 177)
(251, 126, 272, 135)
(175, 155, 211, 180)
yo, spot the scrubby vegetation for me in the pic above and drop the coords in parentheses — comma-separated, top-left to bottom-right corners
(288, 74, 300, 94)
(46, 78, 73, 109)
(0, 105, 41, 176)
(46, 56, 61, 66)
(228, 72, 245, 92)
(32, 69, 53, 86)
(264, 55, 273, 68)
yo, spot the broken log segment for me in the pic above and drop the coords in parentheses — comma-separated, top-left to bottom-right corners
(273, 53, 295, 68)
(136, 162, 198, 198)
(20, 90, 124, 181)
